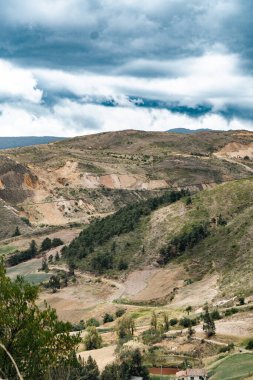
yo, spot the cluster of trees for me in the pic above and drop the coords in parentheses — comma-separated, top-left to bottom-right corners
(63, 190, 188, 267)
(116, 315, 135, 341)
(101, 349, 150, 380)
(6, 240, 37, 267)
(69, 349, 150, 380)
(6, 236, 63, 268)
(0, 262, 81, 379)
(158, 222, 210, 265)
(41, 237, 63, 252)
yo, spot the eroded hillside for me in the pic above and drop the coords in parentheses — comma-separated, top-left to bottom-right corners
(1, 129, 253, 232)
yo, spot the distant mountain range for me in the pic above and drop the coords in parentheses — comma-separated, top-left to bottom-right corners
(0, 136, 66, 149)
(167, 128, 213, 134)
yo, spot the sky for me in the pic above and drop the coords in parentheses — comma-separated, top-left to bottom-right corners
(0, 0, 253, 136)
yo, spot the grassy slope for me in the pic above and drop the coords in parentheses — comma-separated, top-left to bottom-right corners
(209, 353, 253, 380)
(71, 177, 253, 297)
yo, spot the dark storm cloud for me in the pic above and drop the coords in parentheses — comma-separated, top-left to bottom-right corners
(0, 0, 253, 136)
(0, 0, 247, 72)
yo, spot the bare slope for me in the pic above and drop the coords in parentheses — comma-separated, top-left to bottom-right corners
(0, 129, 253, 228)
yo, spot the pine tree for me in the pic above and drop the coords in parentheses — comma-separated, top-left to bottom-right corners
(82, 355, 100, 380)
(203, 306, 216, 337)
(13, 226, 21, 237)
(163, 312, 170, 332)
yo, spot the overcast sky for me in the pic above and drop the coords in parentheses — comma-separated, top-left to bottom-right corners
(0, 0, 253, 136)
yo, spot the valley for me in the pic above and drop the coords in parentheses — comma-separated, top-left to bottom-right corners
(1, 130, 253, 379)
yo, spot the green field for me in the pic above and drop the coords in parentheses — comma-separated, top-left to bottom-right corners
(7, 258, 51, 284)
(209, 353, 253, 380)
(0, 245, 16, 256)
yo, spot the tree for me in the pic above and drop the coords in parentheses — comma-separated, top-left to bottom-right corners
(101, 363, 121, 380)
(68, 260, 76, 276)
(203, 306, 216, 337)
(41, 237, 52, 252)
(55, 251, 60, 261)
(48, 275, 61, 292)
(163, 312, 170, 332)
(150, 311, 158, 331)
(52, 238, 64, 248)
(13, 226, 21, 237)
(116, 315, 135, 340)
(84, 327, 102, 350)
(103, 313, 114, 324)
(0, 263, 80, 379)
(115, 308, 126, 318)
(185, 306, 192, 315)
(101, 349, 150, 380)
(41, 256, 48, 272)
(81, 355, 100, 380)
(29, 240, 37, 256)
(119, 348, 150, 380)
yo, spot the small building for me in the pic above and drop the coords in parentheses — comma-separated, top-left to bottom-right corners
(176, 368, 208, 380)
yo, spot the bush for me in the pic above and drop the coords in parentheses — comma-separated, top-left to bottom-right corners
(21, 217, 31, 226)
(179, 317, 197, 328)
(72, 320, 85, 332)
(170, 318, 178, 326)
(219, 343, 235, 353)
(224, 308, 239, 317)
(12, 226, 21, 237)
(52, 238, 64, 247)
(115, 309, 126, 318)
(84, 326, 102, 350)
(118, 259, 128, 271)
(141, 329, 163, 345)
(103, 313, 114, 324)
(86, 318, 100, 328)
(246, 339, 253, 350)
(41, 237, 52, 252)
(211, 309, 222, 320)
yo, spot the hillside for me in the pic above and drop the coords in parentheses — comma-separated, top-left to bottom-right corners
(63, 177, 253, 300)
(0, 129, 253, 231)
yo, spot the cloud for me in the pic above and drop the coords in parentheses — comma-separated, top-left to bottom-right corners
(0, 60, 42, 103)
(0, 99, 252, 138)
(0, 0, 253, 136)
(34, 52, 253, 111)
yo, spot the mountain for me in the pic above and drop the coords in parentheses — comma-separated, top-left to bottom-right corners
(1, 129, 253, 375)
(0, 136, 66, 149)
(167, 128, 213, 134)
(0, 129, 253, 231)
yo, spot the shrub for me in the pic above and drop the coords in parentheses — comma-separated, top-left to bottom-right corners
(86, 318, 100, 328)
(103, 313, 114, 324)
(224, 308, 239, 317)
(170, 318, 178, 326)
(84, 327, 102, 350)
(41, 237, 52, 252)
(219, 343, 235, 353)
(246, 339, 253, 350)
(141, 329, 163, 345)
(115, 309, 126, 318)
(211, 309, 222, 320)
